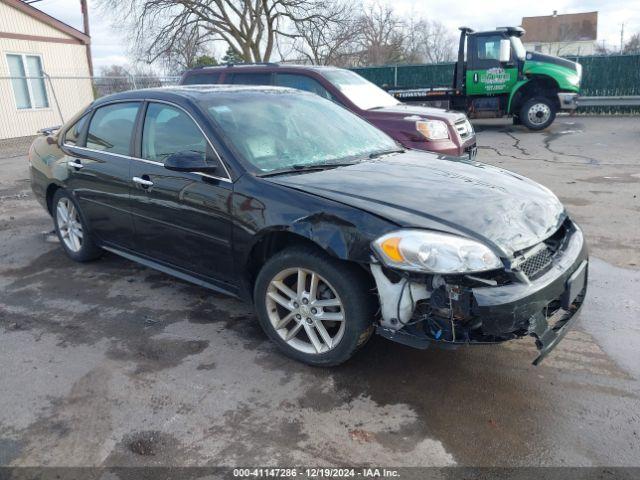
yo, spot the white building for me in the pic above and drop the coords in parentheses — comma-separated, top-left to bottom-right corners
(521, 11, 598, 57)
(0, 0, 94, 140)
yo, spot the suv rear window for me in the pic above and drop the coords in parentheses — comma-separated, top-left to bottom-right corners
(229, 73, 271, 85)
(183, 72, 220, 85)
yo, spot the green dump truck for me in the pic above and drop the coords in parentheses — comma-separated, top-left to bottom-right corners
(388, 27, 582, 130)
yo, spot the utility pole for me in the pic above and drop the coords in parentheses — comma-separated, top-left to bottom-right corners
(620, 22, 624, 53)
(80, 0, 94, 76)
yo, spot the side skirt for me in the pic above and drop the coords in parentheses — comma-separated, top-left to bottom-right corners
(101, 245, 240, 299)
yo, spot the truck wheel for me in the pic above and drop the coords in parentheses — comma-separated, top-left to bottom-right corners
(520, 97, 556, 130)
(253, 246, 375, 366)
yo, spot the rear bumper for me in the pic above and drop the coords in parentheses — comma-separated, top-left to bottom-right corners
(558, 92, 579, 110)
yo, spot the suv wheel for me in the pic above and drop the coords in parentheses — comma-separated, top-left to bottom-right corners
(254, 246, 375, 366)
(520, 97, 556, 130)
(52, 189, 102, 262)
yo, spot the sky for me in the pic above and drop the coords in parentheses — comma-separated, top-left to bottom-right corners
(33, 0, 640, 72)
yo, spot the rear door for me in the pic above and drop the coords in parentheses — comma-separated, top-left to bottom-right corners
(466, 34, 518, 96)
(129, 101, 236, 288)
(61, 101, 140, 249)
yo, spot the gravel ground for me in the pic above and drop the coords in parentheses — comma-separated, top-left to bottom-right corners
(0, 116, 638, 471)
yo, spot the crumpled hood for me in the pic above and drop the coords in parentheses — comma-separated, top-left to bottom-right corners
(266, 151, 566, 256)
(371, 103, 466, 123)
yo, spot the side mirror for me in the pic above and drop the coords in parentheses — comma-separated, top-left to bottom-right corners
(499, 39, 512, 63)
(164, 151, 218, 173)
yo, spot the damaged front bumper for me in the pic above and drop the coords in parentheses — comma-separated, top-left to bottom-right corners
(372, 222, 588, 365)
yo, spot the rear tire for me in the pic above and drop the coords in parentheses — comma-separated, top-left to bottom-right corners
(254, 246, 375, 366)
(52, 189, 102, 262)
(520, 97, 556, 130)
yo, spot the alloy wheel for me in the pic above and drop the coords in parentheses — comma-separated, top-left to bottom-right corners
(56, 197, 83, 252)
(265, 267, 345, 354)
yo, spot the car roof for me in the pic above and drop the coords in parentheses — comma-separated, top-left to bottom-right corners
(91, 84, 304, 107)
(184, 63, 345, 74)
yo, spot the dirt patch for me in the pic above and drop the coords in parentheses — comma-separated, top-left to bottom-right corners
(105, 430, 190, 466)
(560, 197, 592, 207)
(107, 339, 209, 374)
(196, 362, 216, 370)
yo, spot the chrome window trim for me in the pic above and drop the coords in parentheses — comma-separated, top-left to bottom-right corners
(62, 145, 232, 183)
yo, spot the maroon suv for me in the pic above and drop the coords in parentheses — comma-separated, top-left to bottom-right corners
(180, 64, 477, 159)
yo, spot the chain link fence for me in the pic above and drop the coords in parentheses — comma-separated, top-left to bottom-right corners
(91, 75, 181, 97)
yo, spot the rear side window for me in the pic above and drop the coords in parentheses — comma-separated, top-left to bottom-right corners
(274, 73, 333, 100)
(229, 73, 271, 85)
(142, 103, 208, 163)
(63, 114, 89, 146)
(87, 103, 140, 155)
(183, 72, 220, 85)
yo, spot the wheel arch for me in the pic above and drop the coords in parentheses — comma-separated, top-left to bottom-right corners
(45, 182, 64, 215)
(509, 75, 560, 115)
(241, 219, 373, 302)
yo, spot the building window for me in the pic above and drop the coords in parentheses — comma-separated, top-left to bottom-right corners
(6, 54, 49, 110)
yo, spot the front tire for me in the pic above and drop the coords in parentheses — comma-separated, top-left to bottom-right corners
(254, 246, 375, 366)
(52, 189, 102, 262)
(520, 97, 556, 130)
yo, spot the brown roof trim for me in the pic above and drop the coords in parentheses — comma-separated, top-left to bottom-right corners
(0, 31, 84, 45)
(2, 0, 90, 45)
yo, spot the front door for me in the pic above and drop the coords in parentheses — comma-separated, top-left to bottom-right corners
(466, 34, 518, 96)
(129, 101, 236, 289)
(62, 101, 141, 250)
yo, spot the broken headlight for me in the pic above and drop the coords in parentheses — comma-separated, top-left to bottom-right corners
(372, 230, 503, 273)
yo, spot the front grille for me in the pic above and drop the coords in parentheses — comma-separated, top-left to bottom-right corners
(517, 247, 553, 279)
(455, 118, 473, 139)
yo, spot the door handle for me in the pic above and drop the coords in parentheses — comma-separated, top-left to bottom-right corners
(67, 159, 83, 169)
(132, 176, 154, 187)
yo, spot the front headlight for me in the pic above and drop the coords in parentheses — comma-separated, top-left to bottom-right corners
(372, 230, 503, 273)
(416, 120, 449, 140)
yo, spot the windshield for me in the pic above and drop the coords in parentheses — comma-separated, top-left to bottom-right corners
(320, 69, 400, 110)
(204, 90, 398, 173)
(511, 36, 526, 60)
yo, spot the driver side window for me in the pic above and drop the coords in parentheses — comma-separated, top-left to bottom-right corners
(476, 35, 502, 61)
(142, 103, 208, 163)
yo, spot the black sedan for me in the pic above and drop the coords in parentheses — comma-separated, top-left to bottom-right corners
(29, 85, 588, 366)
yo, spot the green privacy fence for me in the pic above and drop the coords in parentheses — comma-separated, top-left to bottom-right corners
(352, 54, 640, 98)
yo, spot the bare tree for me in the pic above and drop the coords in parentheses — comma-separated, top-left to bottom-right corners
(156, 23, 214, 73)
(402, 18, 455, 64)
(99, 0, 346, 64)
(97, 65, 132, 95)
(357, 3, 405, 65)
(292, 4, 362, 66)
(623, 33, 640, 54)
(422, 20, 456, 63)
